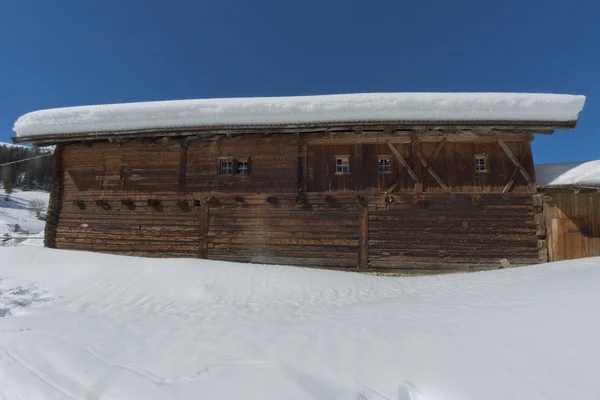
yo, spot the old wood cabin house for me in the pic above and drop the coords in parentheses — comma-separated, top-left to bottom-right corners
(12, 93, 587, 274)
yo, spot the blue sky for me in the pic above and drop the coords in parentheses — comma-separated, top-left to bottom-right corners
(0, 0, 597, 163)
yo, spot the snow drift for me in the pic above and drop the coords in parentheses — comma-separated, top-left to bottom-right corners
(0, 247, 599, 400)
(13, 92, 585, 137)
(536, 160, 600, 187)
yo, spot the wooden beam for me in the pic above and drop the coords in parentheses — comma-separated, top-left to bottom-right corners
(416, 151, 449, 191)
(427, 138, 447, 166)
(178, 145, 188, 193)
(503, 153, 527, 193)
(198, 202, 209, 259)
(358, 204, 369, 270)
(498, 139, 533, 183)
(387, 142, 420, 183)
(411, 133, 423, 192)
(385, 173, 404, 196)
(417, 139, 449, 191)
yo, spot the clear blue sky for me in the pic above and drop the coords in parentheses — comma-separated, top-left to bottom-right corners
(1, 0, 597, 163)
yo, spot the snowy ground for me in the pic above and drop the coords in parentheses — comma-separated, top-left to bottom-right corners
(0, 190, 48, 247)
(0, 247, 598, 400)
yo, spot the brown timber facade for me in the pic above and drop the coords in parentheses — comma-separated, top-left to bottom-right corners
(35, 124, 555, 274)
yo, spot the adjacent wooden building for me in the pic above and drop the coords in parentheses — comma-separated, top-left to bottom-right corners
(12, 93, 588, 273)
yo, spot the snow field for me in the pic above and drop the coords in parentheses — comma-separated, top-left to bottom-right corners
(0, 190, 48, 247)
(0, 247, 599, 399)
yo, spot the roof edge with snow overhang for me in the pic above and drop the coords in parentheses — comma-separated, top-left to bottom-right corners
(12, 92, 586, 144)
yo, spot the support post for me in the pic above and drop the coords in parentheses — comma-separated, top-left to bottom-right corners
(178, 144, 188, 193)
(44, 144, 64, 249)
(198, 201, 209, 259)
(412, 133, 423, 192)
(358, 203, 369, 270)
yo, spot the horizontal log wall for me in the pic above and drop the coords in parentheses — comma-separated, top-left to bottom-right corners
(367, 193, 540, 273)
(206, 193, 359, 268)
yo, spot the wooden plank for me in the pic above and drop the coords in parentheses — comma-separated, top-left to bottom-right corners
(498, 139, 532, 182)
(358, 204, 368, 270)
(387, 142, 419, 182)
(503, 153, 527, 193)
(44, 144, 63, 248)
(198, 202, 209, 258)
(178, 145, 188, 193)
(412, 134, 423, 192)
(416, 151, 449, 191)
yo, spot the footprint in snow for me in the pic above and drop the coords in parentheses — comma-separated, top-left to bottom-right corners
(0, 280, 51, 318)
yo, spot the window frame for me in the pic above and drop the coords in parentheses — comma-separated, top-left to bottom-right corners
(474, 154, 489, 173)
(334, 155, 350, 175)
(218, 157, 234, 175)
(378, 156, 392, 174)
(237, 159, 249, 175)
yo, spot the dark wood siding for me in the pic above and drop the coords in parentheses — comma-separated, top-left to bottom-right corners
(544, 193, 600, 261)
(46, 128, 543, 273)
(367, 193, 539, 273)
(186, 135, 298, 193)
(207, 193, 359, 268)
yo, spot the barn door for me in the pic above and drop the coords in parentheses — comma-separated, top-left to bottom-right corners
(550, 218, 585, 261)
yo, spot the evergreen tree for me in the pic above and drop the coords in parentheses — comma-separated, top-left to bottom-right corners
(0, 144, 53, 192)
(2, 166, 12, 195)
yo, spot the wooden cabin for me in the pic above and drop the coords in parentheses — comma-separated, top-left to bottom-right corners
(12, 93, 586, 274)
(536, 161, 600, 262)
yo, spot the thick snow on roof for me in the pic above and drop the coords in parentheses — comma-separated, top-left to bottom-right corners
(13, 92, 585, 138)
(536, 161, 600, 187)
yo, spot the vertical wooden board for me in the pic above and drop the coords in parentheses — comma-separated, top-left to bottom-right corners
(358, 204, 369, 269)
(411, 135, 422, 192)
(186, 135, 299, 193)
(550, 218, 585, 261)
(198, 202, 209, 258)
(178, 145, 188, 193)
(45, 144, 64, 248)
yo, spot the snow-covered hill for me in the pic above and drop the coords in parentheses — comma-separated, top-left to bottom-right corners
(0, 247, 598, 400)
(0, 190, 48, 246)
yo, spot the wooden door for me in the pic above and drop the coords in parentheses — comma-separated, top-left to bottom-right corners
(550, 218, 585, 261)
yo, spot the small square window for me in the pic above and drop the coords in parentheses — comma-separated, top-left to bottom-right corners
(237, 161, 248, 175)
(219, 159, 233, 175)
(378, 158, 391, 173)
(336, 157, 350, 173)
(475, 155, 488, 172)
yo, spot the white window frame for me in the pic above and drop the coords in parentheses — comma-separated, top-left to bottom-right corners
(474, 154, 489, 173)
(219, 158, 233, 175)
(378, 156, 391, 173)
(335, 156, 350, 174)
(237, 160, 249, 175)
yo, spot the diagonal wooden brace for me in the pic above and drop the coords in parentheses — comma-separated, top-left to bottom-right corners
(416, 152, 449, 191)
(387, 142, 420, 183)
(498, 139, 533, 182)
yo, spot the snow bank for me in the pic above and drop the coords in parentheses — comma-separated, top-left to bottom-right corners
(13, 92, 585, 137)
(536, 161, 600, 187)
(0, 190, 48, 240)
(1, 247, 599, 400)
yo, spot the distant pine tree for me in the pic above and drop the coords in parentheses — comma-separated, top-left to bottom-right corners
(0, 144, 53, 192)
(2, 166, 13, 195)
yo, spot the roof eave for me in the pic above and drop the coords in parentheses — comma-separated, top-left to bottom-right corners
(12, 119, 578, 145)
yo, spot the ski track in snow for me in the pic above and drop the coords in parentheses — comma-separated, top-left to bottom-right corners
(0, 247, 599, 399)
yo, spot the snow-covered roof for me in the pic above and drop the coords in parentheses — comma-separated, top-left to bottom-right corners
(536, 161, 600, 187)
(13, 92, 585, 138)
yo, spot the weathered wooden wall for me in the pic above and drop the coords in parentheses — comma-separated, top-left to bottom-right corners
(47, 128, 543, 273)
(367, 193, 541, 273)
(543, 192, 600, 261)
